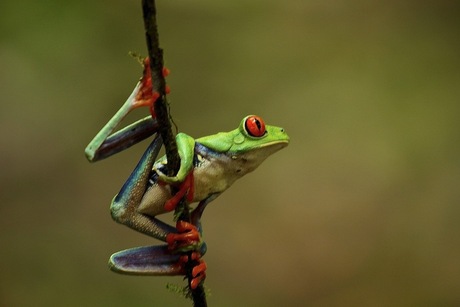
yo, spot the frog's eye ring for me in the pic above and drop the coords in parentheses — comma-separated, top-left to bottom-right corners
(245, 115, 266, 137)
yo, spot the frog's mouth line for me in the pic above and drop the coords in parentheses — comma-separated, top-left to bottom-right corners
(247, 140, 289, 153)
(259, 139, 290, 148)
(229, 139, 289, 155)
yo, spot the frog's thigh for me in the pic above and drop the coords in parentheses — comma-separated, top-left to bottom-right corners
(137, 185, 172, 216)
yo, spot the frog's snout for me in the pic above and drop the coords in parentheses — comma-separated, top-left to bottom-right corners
(280, 128, 290, 143)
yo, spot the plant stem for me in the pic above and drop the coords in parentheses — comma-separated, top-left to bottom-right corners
(142, 0, 179, 175)
(141, 1, 207, 306)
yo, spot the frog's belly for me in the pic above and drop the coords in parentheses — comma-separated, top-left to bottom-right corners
(137, 164, 236, 217)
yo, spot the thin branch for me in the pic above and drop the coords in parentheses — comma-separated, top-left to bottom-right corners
(142, 0, 179, 176)
(141, 1, 207, 306)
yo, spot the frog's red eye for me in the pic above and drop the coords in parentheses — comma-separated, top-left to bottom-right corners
(245, 115, 266, 137)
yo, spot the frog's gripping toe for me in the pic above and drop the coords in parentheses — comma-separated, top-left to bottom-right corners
(109, 245, 182, 276)
(166, 221, 201, 252)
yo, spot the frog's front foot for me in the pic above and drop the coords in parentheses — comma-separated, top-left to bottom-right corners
(131, 57, 171, 117)
(162, 172, 194, 212)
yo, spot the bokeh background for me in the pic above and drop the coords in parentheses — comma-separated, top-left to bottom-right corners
(1, 0, 459, 306)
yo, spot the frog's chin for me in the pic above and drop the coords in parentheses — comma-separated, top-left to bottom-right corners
(232, 141, 289, 174)
(259, 139, 289, 149)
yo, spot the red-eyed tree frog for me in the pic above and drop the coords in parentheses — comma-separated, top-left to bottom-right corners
(85, 60, 289, 289)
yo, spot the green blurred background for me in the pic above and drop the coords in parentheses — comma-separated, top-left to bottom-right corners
(1, 0, 459, 306)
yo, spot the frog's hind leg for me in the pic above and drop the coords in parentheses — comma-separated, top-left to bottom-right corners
(110, 135, 176, 241)
(109, 245, 182, 275)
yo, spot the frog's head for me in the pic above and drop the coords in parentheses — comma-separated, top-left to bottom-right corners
(226, 115, 290, 174)
(197, 115, 289, 175)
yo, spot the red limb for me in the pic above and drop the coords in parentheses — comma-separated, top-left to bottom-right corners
(176, 251, 207, 290)
(132, 57, 170, 119)
(163, 171, 194, 212)
(191, 261, 207, 289)
(166, 221, 200, 251)
(166, 220, 205, 287)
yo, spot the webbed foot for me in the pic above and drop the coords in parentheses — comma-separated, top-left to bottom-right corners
(166, 221, 206, 288)
(166, 221, 201, 252)
(178, 252, 207, 289)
